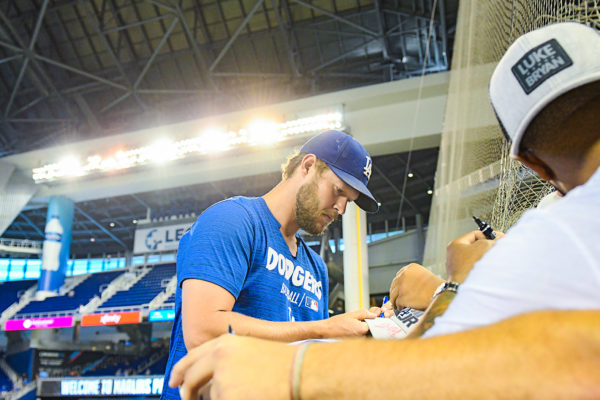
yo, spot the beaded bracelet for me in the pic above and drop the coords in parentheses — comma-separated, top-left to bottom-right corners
(289, 343, 311, 400)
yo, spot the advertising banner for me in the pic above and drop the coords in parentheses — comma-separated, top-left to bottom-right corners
(133, 223, 191, 254)
(81, 311, 141, 327)
(4, 316, 73, 331)
(38, 196, 74, 293)
(148, 309, 175, 322)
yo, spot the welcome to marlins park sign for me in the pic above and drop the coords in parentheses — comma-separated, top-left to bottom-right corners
(133, 222, 192, 254)
(38, 376, 164, 397)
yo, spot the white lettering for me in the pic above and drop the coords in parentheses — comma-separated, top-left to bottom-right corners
(291, 266, 304, 286)
(266, 247, 323, 300)
(277, 254, 286, 275)
(265, 247, 277, 270)
(284, 259, 294, 280)
(61, 380, 100, 396)
(100, 379, 113, 395)
(100, 314, 121, 325)
(303, 271, 313, 292)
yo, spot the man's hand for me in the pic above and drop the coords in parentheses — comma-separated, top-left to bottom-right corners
(389, 263, 444, 310)
(322, 309, 378, 337)
(446, 230, 504, 283)
(170, 334, 295, 400)
(369, 302, 394, 318)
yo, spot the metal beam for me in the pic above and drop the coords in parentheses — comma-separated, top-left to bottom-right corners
(310, 37, 379, 73)
(0, 54, 21, 65)
(82, 0, 145, 109)
(292, 0, 378, 37)
(4, 0, 50, 117)
(0, 9, 50, 99)
(19, 213, 44, 238)
(33, 52, 128, 91)
(101, 92, 131, 113)
(437, 0, 448, 66)
(133, 18, 178, 89)
(4, 57, 30, 118)
(170, 1, 216, 89)
(145, 0, 176, 13)
(269, 0, 300, 77)
(102, 14, 173, 34)
(372, 163, 420, 214)
(373, 0, 390, 62)
(75, 206, 128, 250)
(209, 0, 265, 72)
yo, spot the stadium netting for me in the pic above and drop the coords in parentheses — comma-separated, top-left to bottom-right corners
(423, 0, 599, 275)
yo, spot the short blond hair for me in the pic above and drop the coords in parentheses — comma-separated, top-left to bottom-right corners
(281, 152, 329, 179)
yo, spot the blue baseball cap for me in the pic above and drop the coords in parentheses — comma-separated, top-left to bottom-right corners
(300, 130, 379, 213)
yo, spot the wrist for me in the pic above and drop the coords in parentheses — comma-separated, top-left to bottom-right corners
(432, 281, 460, 299)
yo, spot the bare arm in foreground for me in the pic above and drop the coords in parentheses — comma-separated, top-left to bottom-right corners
(171, 310, 600, 400)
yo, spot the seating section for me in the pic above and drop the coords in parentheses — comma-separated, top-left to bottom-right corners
(83, 351, 167, 377)
(164, 292, 176, 304)
(17, 270, 124, 316)
(0, 368, 12, 393)
(0, 280, 36, 314)
(99, 264, 175, 309)
(146, 354, 168, 375)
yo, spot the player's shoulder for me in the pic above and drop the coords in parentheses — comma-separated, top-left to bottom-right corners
(202, 196, 260, 218)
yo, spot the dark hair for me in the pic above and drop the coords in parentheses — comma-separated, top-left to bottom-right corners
(281, 151, 329, 179)
(520, 80, 600, 159)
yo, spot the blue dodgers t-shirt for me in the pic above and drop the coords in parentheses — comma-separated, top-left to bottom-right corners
(161, 197, 329, 400)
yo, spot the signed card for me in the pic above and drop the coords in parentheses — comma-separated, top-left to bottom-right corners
(366, 308, 424, 340)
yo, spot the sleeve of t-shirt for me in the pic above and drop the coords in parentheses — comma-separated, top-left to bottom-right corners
(423, 210, 598, 338)
(177, 200, 254, 299)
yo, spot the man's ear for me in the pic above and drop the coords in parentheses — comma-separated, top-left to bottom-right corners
(299, 154, 317, 176)
(514, 149, 555, 181)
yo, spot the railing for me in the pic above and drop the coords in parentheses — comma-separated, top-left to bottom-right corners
(6, 381, 36, 400)
(0, 239, 42, 255)
(0, 285, 37, 324)
(148, 276, 177, 309)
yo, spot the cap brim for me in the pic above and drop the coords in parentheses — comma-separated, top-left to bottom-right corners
(328, 165, 379, 213)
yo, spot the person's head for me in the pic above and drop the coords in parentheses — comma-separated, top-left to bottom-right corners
(282, 130, 379, 234)
(490, 22, 600, 193)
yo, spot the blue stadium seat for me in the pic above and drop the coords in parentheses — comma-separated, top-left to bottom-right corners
(16, 270, 124, 316)
(0, 280, 36, 314)
(0, 367, 13, 392)
(99, 264, 175, 309)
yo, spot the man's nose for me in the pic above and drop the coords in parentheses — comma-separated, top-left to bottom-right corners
(333, 197, 348, 215)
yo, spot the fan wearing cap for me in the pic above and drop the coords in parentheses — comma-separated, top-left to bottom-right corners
(160, 130, 383, 400)
(420, 21, 600, 338)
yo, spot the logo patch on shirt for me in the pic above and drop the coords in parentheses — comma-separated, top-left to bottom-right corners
(511, 39, 573, 94)
(305, 296, 319, 312)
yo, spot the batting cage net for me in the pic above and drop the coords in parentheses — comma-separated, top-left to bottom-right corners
(423, 1, 600, 275)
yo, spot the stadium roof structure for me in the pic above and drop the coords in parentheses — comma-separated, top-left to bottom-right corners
(0, 0, 457, 256)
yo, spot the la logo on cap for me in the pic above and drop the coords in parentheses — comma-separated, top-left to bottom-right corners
(363, 156, 372, 180)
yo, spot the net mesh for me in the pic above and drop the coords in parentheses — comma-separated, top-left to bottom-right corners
(423, 0, 600, 275)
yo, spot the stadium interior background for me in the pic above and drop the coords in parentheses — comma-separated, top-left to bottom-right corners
(0, 1, 597, 399)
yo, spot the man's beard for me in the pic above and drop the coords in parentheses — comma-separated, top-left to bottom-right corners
(295, 178, 336, 235)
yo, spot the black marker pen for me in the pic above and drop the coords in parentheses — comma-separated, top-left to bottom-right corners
(472, 216, 497, 240)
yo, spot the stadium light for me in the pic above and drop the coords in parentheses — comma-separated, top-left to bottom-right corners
(247, 119, 280, 146)
(32, 111, 344, 183)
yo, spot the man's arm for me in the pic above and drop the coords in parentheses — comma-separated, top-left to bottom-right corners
(171, 310, 600, 400)
(388, 263, 444, 311)
(405, 230, 505, 338)
(405, 290, 456, 338)
(182, 279, 378, 349)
